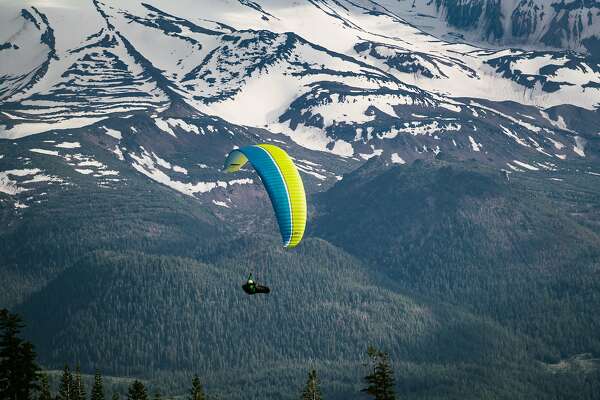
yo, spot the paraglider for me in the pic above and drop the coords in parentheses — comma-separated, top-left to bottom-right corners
(223, 144, 307, 295)
(242, 273, 270, 295)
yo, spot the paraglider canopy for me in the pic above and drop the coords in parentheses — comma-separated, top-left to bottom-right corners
(223, 144, 307, 249)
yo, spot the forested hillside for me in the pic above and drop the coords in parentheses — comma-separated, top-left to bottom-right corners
(2, 156, 600, 399)
(316, 158, 600, 358)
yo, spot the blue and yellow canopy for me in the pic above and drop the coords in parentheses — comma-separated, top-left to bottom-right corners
(223, 144, 307, 248)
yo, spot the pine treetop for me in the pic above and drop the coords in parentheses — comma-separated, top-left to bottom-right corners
(58, 365, 73, 400)
(91, 369, 105, 400)
(301, 369, 322, 400)
(39, 372, 53, 400)
(189, 375, 205, 400)
(362, 347, 396, 400)
(74, 364, 86, 400)
(127, 380, 148, 400)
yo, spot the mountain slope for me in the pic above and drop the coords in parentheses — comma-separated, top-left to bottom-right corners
(1, 0, 598, 207)
(385, 0, 600, 58)
(314, 158, 600, 356)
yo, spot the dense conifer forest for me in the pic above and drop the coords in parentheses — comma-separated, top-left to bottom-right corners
(2, 158, 600, 399)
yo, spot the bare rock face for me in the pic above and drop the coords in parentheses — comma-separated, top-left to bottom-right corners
(404, 0, 600, 57)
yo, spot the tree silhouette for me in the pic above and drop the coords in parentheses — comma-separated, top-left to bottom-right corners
(189, 375, 205, 400)
(57, 365, 73, 400)
(0, 309, 40, 400)
(362, 346, 395, 400)
(38, 373, 52, 400)
(74, 365, 86, 400)
(91, 370, 104, 400)
(127, 380, 148, 400)
(301, 369, 322, 400)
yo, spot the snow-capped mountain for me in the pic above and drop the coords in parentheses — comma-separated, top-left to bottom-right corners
(1, 0, 599, 212)
(388, 0, 600, 58)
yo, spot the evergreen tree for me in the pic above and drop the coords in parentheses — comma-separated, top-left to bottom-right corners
(74, 365, 86, 400)
(374, 352, 395, 400)
(38, 373, 52, 400)
(90, 370, 104, 400)
(57, 365, 73, 400)
(301, 369, 322, 400)
(0, 308, 40, 400)
(362, 346, 396, 400)
(126, 380, 148, 400)
(188, 375, 205, 400)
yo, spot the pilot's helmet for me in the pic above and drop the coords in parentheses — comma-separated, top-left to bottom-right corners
(248, 279, 254, 284)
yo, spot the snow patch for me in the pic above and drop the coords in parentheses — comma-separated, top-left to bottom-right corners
(55, 142, 81, 149)
(500, 125, 529, 147)
(154, 118, 176, 137)
(272, 123, 354, 157)
(29, 149, 59, 156)
(78, 160, 104, 168)
(167, 118, 199, 134)
(574, 136, 586, 157)
(152, 152, 172, 169)
(75, 169, 94, 175)
(381, 121, 461, 138)
(94, 170, 119, 177)
(296, 164, 327, 180)
(0, 118, 107, 139)
(506, 163, 524, 172)
(112, 146, 125, 161)
(0, 169, 62, 195)
(359, 147, 383, 160)
(513, 160, 539, 171)
(102, 126, 122, 140)
(173, 165, 188, 174)
(547, 137, 565, 150)
(130, 150, 251, 196)
(541, 112, 574, 133)
(472, 102, 541, 133)
(228, 178, 254, 185)
(468, 136, 482, 152)
(391, 153, 406, 164)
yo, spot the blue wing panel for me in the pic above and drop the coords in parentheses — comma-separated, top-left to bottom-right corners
(239, 146, 293, 245)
